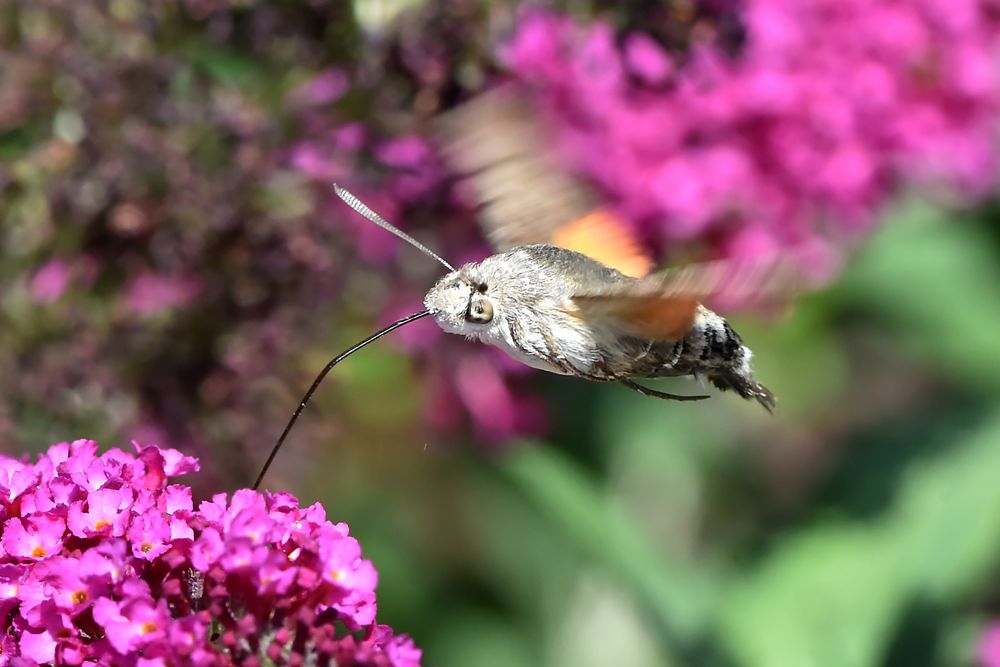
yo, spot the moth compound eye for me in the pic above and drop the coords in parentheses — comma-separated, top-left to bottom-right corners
(466, 299, 494, 324)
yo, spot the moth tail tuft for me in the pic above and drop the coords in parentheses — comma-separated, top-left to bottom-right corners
(709, 371, 776, 414)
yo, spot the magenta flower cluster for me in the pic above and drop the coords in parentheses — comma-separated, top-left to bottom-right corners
(0, 440, 421, 666)
(504, 0, 1000, 278)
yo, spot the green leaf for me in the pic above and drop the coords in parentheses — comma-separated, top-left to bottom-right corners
(428, 610, 535, 667)
(720, 522, 906, 667)
(885, 411, 1000, 600)
(182, 40, 269, 92)
(835, 200, 1000, 391)
(719, 409, 1000, 667)
(502, 444, 717, 642)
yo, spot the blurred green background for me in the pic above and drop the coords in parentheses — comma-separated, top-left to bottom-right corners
(3, 2, 1000, 666)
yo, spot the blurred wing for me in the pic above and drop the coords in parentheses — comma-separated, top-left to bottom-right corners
(651, 255, 803, 312)
(571, 255, 802, 341)
(549, 209, 654, 281)
(572, 294, 701, 341)
(436, 88, 653, 278)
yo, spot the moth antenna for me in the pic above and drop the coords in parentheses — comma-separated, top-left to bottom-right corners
(333, 184, 455, 272)
(252, 309, 432, 491)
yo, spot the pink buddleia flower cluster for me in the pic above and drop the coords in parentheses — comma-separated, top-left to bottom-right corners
(504, 0, 1000, 278)
(0, 440, 421, 666)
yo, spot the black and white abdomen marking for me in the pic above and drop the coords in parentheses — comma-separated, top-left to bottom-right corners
(679, 307, 753, 374)
(632, 306, 775, 411)
(681, 307, 774, 410)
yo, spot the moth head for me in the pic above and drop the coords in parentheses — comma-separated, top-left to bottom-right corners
(424, 265, 498, 336)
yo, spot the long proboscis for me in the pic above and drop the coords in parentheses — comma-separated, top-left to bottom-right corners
(333, 184, 455, 272)
(252, 309, 433, 490)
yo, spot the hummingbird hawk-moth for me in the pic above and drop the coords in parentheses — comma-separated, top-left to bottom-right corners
(252, 88, 788, 490)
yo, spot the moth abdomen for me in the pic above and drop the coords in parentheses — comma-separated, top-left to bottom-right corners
(619, 308, 773, 410)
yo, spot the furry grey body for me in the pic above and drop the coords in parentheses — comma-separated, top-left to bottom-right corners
(424, 244, 774, 409)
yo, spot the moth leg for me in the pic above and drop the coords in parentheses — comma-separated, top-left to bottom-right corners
(632, 340, 656, 364)
(619, 379, 710, 402)
(693, 370, 706, 389)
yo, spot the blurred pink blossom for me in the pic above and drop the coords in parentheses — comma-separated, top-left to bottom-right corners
(624, 33, 674, 86)
(125, 274, 200, 316)
(453, 352, 546, 441)
(292, 68, 349, 107)
(504, 1, 1000, 267)
(29, 259, 70, 304)
(980, 622, 1000, 667)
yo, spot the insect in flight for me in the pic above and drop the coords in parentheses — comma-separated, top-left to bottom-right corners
(252, 88, 790, 490)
